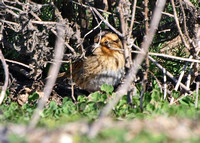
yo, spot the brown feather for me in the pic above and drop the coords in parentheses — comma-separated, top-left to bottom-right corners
(58, 32, 125, 92)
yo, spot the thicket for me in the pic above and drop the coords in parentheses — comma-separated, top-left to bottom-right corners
(0, 0, 200, 142)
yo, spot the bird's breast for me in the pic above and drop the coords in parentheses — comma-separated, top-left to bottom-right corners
(73, 52, 125, 92)
(83, 68, 125, 92)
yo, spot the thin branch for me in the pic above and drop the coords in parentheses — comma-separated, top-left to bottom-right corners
(174, 56, 192, 91)
(92, 7, 123, 37)
(179, 0, 192, 43)
(132, 47, 196, 93)
(195, 82, 199, 108)
(132, 50, 200, 63)
(87, 0, 166, 138)
(5, 59, 33, 70)
(5, 4, 23, 12)
(163, 68, 167, 99)
(186, 63, 194, 89)
(128, 0, 137, 39)
(5, 9, 20, 18)
(118, 0, 132, 68)
(149, 56, 192, 94)
(31, 20, 58, 25)
(149, 71, 163, 93)
(30, 11, 77, 56)
(28, 24, 65, 129)
(142, 0, 149, 109)
(0, 19, 20, 26)
(72, 1, 113, 15)
(144, 0, 149, 35)
(161, 11, 174, 17)
(82, 21, 103, 40)
(171, 0, 190, 50)
(132, 41, 192, 94)
(70, 59, 76, 102)
(0, 50, 9, 104)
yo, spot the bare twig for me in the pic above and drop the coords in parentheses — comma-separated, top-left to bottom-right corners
(5, 59, 33, 70)
(171, 0, 190, 50)
(144, 0, 149, 35)
(5, 9, 20, 18)
(179, 0, 192, 43)
(118, 0, 131, 68)
(28, 24, 65, 129)
(195, 82, 199, 108)
(92, 7, 123, 37)
(170, 96, 175, 104)
(194, 26, 200, 108)
(0, 19, 20, 26)
(142, 0, 149, 109)
(87, 0, 166, 137)
(132, 50, 200, 63)
(186, 63, 194, 89)
(82, 21, 103, 40)
(72, 1, 112, 15)
(163, 68, 167, 99)
(132, 44, 194, 94)
(30, 11, 77, 56)
(128, 0, 137, 39)
(0, 50, 9, 104)
(31, 20, 58, 25)
(70, 59, 76, 102)
(149, 56, 192, 94)
(5, 4, 23, 12)
(182, 0, 195, 8)
(175, 56, 193, 91)
(149, 71, 163, 93)
(161, 11, 174, 17)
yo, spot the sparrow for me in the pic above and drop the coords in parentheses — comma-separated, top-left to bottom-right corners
(60, 31, 125, 92)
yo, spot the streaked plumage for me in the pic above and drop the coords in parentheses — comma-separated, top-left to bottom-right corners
(61, 32, 125, 92)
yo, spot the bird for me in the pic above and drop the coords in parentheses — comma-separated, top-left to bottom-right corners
(59, 31, 125, 92)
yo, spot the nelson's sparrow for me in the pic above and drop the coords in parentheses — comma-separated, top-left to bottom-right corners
(60, 31, 125, 92)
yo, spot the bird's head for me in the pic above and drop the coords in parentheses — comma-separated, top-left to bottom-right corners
(93, 32, 123, 56)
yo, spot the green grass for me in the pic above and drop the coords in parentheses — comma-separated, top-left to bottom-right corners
(1, 83, 199, 126)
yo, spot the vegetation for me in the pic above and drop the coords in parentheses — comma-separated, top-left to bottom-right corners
(0, 0, 200, 142)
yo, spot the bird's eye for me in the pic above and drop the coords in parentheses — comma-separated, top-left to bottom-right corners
(105, 41, 109, 44)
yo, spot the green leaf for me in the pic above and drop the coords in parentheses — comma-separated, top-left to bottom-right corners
(9, 102, 18, 111)
(171, 90, 180, 99)
(151, 89, 160, 101)
(49, 101, 57, 110)
(63, 97, 71, 103)
(77, 95, 88, 102)
(101, 93, 108, 102)
(28, 92, 39, 103)
(101, 84, 114, 94)
(91, 92, 101, 101)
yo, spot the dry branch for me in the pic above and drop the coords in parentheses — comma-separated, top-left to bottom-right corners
(179, 0, 192, 43)
(174, 56, 192, 91)
(118, 0, 132, 68)
(171, 0, 190, 50)
(0, 49, 9, 104)
(163, 68, 167, 99)
(5, 59, 33, 70)
(128, 0, 137, 39)
(92, 7, 123, 37)
(28, 24, 65, 129)
(149, 56, 192, 94)
(132, 50, 200, 63)
(195, 81, 199, 108)
(132, 43, 193, 94)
